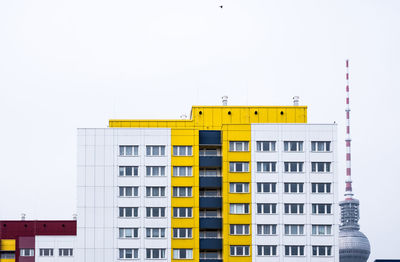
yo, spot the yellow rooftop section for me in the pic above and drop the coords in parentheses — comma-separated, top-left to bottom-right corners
(109, 105, 307, 129)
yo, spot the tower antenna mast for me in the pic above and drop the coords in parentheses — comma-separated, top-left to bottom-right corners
(345, 59, 354, 200)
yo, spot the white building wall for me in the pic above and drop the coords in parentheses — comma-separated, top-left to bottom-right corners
(35, 236, 76, 262)
(251, 124, 339, 262)
(77, 128, 171, 262)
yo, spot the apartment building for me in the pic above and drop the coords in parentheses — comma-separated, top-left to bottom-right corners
(76, 105, 339, 262)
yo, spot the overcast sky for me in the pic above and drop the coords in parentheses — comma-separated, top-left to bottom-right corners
(1, 0, 399, 260)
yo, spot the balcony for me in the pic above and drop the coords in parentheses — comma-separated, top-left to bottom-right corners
(200, 238, 222, 250)
(200, 197, 222, 209)
(199, 177, 222, 188)
(199, 156, 222, 168)
(199, 131, 221, 145)
(199, 218, 222, 229)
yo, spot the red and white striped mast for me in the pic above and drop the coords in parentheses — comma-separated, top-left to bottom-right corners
(345, 59, 354, 200)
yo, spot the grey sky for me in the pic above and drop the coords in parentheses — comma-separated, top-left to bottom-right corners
(1, 0, 399, 260)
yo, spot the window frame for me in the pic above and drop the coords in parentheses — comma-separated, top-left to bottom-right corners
(119, 145, 139, 156)
(311, 162, 332, 173)
(146, 228, 166, 238)
(257, 182, 276, 193)
(230, 245, 250, 256)
(284, 224, 305, 235)
(146, 187, 166, 197)
(229, 224, 250, 235)
(284, 183, 304, 193)
(230, 203, 250, 214)
(256, 141, 276, 152)
(312, 246, 332, 256)
(173, 166, 193, 177)
(257, 245, 277, 256)
(119, 248, 139, 259)
(312, 225, 332, 235)
(257, 203, 277, 214)
(284, 203, 304, 214)
(119, 186, 139, 197)
(146, 145, 166, 156)
(146, 166, 166, 176)
(284, 162, 304, 173)
(229, 183, 249, 193)
(312, 204, 332, 214)
(119, 166, 139, 177)
(20, 249, 34, 257)
(173, 146, 193, 156)
(173, 187, 192, 197)
(173, 249, 193, 260)
(284, 141, 304, 152)
(229, 141, 249, 152)
(146, 249, 166, 259)
(119, 207, 139, 218)
(119, 228, 139, 238)
(229, 162, 249, 173)
(173, 207, 193, 218)
(58, 248, 73, 257)
(257, 224, 277, 235)
(146, 207, 166, 218)
(256, 162, 277, 173)
(39, 249, 54, 257)
(311, 183, 332, 193)
(284, 246, 305, 256)
(173, 228, 193, 239)
(311, 141, 331, 152)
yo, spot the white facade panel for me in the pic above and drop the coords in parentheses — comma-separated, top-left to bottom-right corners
(251, 124, 338, 262)
(35, 236, 76, 262)
(77, 128, 171, 262)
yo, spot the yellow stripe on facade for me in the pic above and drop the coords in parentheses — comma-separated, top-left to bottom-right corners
(0, 239, 15, 251)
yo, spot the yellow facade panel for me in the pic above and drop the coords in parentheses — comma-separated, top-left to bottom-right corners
(227, 194, 251, 203)
(171, 218, 196, 228)
(0, 239, 15, 251)
(0, 259, 16, 262)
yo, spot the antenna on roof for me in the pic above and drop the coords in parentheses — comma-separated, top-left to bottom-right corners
(222, 96, 228, 106)
(344, 59, 354, 200)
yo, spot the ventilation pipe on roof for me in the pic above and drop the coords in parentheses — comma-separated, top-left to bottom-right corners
(21, 213, 26, 221)
(222, 96, 228, 106)
(180, 114, 187, 120)
(73, 214, 77, 220)
(293, 96, 300, 106)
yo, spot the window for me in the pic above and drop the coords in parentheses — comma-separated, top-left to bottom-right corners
(200, 230, 221, 238)
(257, 203, 277, 214)
(200, 209, 221, 218)
(119, 186, 139, 197)
(284, 162, 304, 172)
(119, 166, 138, 176)
(146, 145, 165, 156)
(0, 252, 15, 259)
(312, 204, 332, 214)
(257, 183, 276, 193)
(119, 145, 138, 156)
(284, 204, 304, 214)
(119, 249, 139, 259)
(200, 189, 221, 197)
(256, 141, 276, 152)
(39, 249, 54, 256)
(173, 146, 192, 156)
(230, 246, 250, 256)
(311, 141, 331, 152)
(285, 246, 305, 256)
(256, 162, 276, 172)
(173, 166, 192, 177)
(173, 249, 193, 259)
(146, 207, 166, 218)
(230, 204, 250, 214)
(59, 249, 73, 257)
(146, 166, 166, 176)
(20, 249, 34, 256)
(199, 168, 219, 176)
(311, 162, 331, 172)
(200, 251, 222, 259)
(257, 224, 277, 235)
(146, 249, 166, 259)
(173, 187, 192, 197)
(312, 183, 331, 193)
(229, 183, 249, 193)
(199, 148, 219, 156)
(119, 228, 139, 238)
(119, 207, 139, 218)
(312, 246, 332, 256)
(284, 183, 304, 193)
(173, 228, 192, 238)
(146, 228, 166, 238)
(146, 187, 166, 197)
(229, 141, 249, 151)
(173, 207, 192, 218)
(257, 245, 277, 256)
(284, 225, 304, 235)
(312, 225, 332, 235)
(284, 141, 303, 152)
(230, 224, 249, 235)
(229, 162, 249, 172)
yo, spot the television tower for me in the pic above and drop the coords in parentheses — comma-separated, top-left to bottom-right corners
(338, 60, 371, 262)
